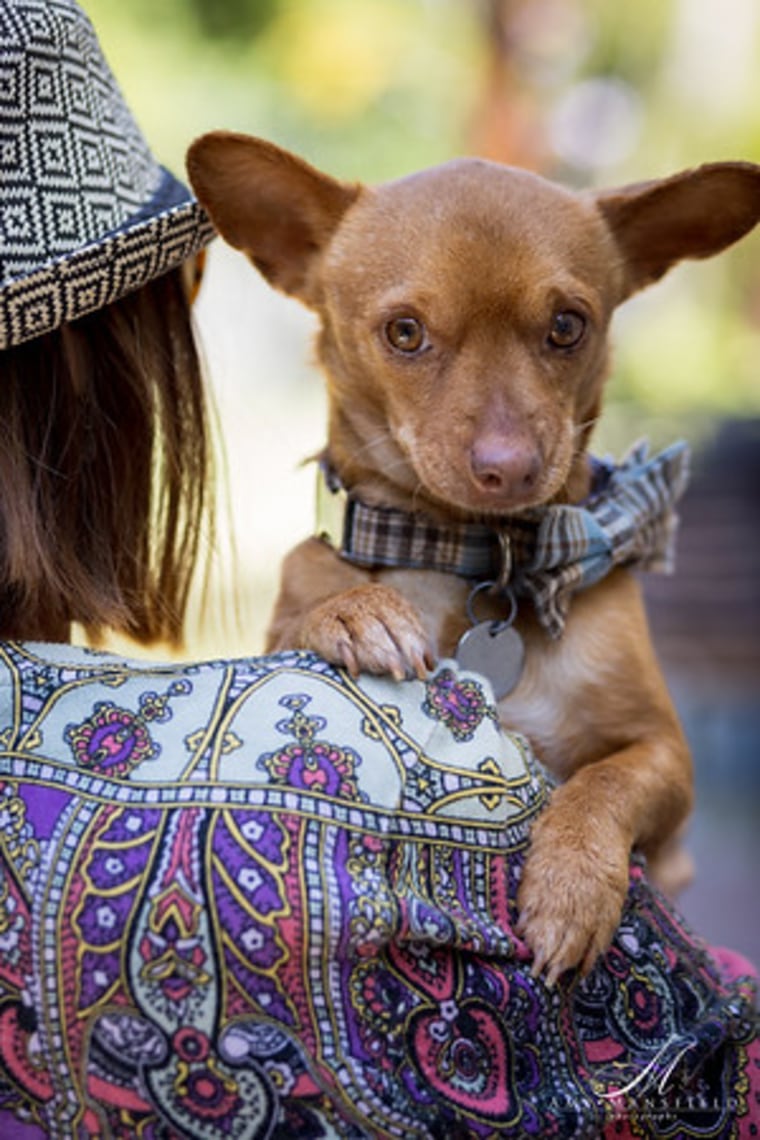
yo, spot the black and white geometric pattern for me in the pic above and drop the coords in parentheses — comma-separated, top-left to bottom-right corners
(0, 0, 213, 348)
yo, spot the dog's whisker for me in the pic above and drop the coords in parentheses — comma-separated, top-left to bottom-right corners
(347, 430, 396, 463)
(573, 417, 600, 439)
(410, 483, 430, 513)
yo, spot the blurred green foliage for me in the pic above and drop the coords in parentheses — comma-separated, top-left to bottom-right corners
(86, 0, 760, 444)
(86, 0, 481, 178)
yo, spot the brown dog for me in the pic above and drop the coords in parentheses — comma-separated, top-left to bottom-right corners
(187, 135, 760, 984)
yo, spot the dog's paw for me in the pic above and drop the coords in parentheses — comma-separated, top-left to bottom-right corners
(299, 584, 434, 681)
(516, 799, 629, 987)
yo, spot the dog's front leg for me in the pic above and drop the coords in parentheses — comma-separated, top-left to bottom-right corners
(266, 538, 434, 679)
(506, 571, 693, 986)
(516, 733, 687, 987)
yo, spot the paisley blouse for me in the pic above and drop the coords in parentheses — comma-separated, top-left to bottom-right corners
(0, 641, 756, 1137)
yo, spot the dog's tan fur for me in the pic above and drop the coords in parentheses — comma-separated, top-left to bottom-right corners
(188, 136, 760, 983)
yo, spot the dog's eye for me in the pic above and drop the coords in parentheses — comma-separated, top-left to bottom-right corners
(548, 311, 586, 350)
(385, 316, 426, 354)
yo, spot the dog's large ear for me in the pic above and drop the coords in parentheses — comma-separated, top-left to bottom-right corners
(596, 162, 760, 299)
(186, 132, 361, 302)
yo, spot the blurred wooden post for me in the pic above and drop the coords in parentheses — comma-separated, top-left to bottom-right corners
(468, 0, 549, 170)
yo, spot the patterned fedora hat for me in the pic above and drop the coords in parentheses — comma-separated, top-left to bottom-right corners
(0, 0, 214, 349)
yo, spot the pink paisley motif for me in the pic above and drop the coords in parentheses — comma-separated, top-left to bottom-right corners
(422, 668, 495, 742)
(300, 765, 328, 789)
(0, 1004, 55, 1103)
(138, 885, 209, 1005)
(66, 703, 155, 776)
(387, 937, 457, 1004)
(583, 1036, 625, 1064)
(409, 998, 519, 1123)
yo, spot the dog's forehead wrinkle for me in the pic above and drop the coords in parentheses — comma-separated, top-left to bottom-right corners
(345, 264, 603, 341)
(324, 193, 614, 324)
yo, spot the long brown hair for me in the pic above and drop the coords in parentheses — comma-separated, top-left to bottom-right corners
(0, 266, 212, 645)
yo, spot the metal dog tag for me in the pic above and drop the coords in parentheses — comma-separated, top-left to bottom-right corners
(456, 621, 525, 700)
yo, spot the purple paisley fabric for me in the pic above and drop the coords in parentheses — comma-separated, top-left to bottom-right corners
(0, 641, 757, 1138)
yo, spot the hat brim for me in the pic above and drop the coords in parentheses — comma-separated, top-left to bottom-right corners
(0, 167, 215, 350)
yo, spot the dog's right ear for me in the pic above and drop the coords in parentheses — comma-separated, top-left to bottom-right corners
(186, 132, 361, 303)
(596, 162, 760, 299)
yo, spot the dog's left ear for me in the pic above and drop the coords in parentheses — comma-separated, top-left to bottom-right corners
(596, 162, 760, 299)
(186, 132, 361, 303)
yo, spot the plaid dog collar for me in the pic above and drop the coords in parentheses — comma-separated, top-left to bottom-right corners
(317, 441, 690, 639)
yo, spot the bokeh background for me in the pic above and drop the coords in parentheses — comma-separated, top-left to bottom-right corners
(86, 0, 760, 962)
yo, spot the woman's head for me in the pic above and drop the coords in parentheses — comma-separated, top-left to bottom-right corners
(0, 0, 215, 644)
